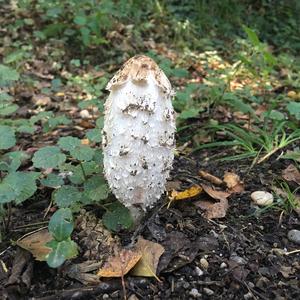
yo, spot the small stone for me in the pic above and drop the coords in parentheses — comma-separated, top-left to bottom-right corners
(189, 288, 201, 298)
(287, 229, 300, 245)
(244, 292, 253, 299)
(203, 288, 214, 296)
(209, 230, 219, 238)
(256, 276, 270, 288)
(128, 295, 139, 300)
(80, 109, 91, 119)
(251, 191, 273, 206)
(103, 294, 109, 300)
(220, 262, 227, 269)
(200, 258, 209, 270)
(195, 266, 204, 276)
(183, 282, 190, 289)
(230, 253, 247, 265)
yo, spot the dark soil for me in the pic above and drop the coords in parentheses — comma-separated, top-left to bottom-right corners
(1, 152, 299, 300)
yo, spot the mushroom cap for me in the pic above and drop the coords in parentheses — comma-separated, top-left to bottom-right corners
(106, 55, 173, 95)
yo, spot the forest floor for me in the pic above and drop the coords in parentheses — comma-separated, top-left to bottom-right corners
(1, 3, 300, 300)
(2, 152, 300, 299)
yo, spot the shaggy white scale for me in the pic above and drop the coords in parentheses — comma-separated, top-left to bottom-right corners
(103, 55, 176, 220)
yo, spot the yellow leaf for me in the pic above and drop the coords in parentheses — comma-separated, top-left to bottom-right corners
(81, 138, 90, 145)
(131, 237, 164, 278)
(287, 91, 299, 100)
(169, 185, 203, 201)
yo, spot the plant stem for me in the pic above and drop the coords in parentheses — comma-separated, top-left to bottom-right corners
(257, 146, 280, 164)
(79, 162, 87, 180)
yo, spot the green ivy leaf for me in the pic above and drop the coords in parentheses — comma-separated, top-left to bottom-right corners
(0, 171, 40, 204)
(70, 145, 95, 161)
(40, 173, 64, 188)
(0, 92, 12, 101)
(96, 116, 104, 129)
(74, 15, 87, 26)
(0, 125, 16, 149)
(16, 124, 36, 134)
(58, 136, 81, 152)
(80, 26, 91, 46)
(86, 129, 102, 142)
(92, 149, 103, 165)
(48, 208, 74, 241)
(0, 183, 16, 204)
(46, 239, 78, 268)
(30, 111, 54, 125)
(43, 115, 71, 133)
(0, 102, 19, 116)
(3, 50, 26, 64)
(83, 175, 108, 202)
(179, 108, 199, 120)
(54, 185, 82, 207)
(0, 151, 30, 172)
(0, 64, 19, 87)
(287, 102, 300, 120)
(78, 98, 101, 110)
(172, 68, 189, 78)
(224, 93, 255, 114)
(103, 203, 134, 232)
(267, 110, 285, 121)
(32, 146, 66, 168)
(64, 161, 101, 184)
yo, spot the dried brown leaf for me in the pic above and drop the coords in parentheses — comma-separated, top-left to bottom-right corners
(195, 199, 229, 219)
(223, 171, 244, 193)
(16, 228, 53, 261)
(97, 248, 142, 277)
(131, 237, 164, 277)
(200, 184, 231, 201)
(193, 184, 230, 219)
(282, 164, 300, 185)
(165, 180, 182, 192)
(199, 170, 223, 185)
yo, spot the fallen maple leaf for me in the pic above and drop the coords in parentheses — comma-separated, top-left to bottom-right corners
(16, 228, 53, 261)
(97, 248, 142, 277)
(131, 237, 164, 278)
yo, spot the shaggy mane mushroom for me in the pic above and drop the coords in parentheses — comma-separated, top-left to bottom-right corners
(103, 55, 176, 222)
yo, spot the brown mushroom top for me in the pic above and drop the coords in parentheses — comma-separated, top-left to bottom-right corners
(106, 55, 173, 95)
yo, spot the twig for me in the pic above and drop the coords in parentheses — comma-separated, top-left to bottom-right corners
(0, 246, 12, 257)
(13, 221, 49, 230)
(16, 226, 48, 242)
(285, 249, 300, 255)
